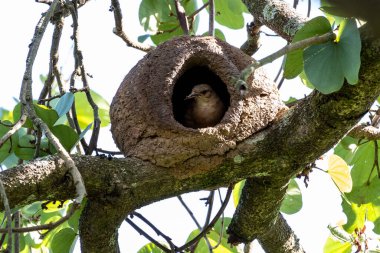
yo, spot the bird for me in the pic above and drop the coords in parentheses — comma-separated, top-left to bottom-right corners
(182, 83, 225, 128)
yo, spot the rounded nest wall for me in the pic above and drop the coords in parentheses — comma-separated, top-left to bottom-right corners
(110, 36, 284, 168)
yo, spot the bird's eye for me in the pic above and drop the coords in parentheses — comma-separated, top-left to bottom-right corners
(202, 90, 209, 95)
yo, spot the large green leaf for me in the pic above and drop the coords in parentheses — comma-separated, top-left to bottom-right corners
(54, 92, 74, 118)
(334, 136, 358, 165)
(284, 16, 332, 79)
(280, 179, 303, 214)
(345, 141, 380, 204)
(304, 19, 361, 94)
(339, 140, 380, 234)
(202, 0, 246, 29)
(323, 236, 352, 253)
(74, 91, 110, 129)
(35, 104, 59, 128)
(342, 198, 380, 234)
(51, 125, 79, 152)
(13, 103, 59, 128)
(50, 228, 77, 253)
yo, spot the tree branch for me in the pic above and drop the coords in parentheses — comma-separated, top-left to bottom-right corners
(242, 0, 306, 42)
(110, 0, 154, 52)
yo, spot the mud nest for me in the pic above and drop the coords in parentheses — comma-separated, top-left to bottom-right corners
(110, 36, 284, 168)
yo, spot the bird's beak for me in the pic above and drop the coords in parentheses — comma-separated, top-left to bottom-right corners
(185, 92, 199, 100)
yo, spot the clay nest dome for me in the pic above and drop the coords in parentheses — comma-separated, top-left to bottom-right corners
(110, 36, 284, 168)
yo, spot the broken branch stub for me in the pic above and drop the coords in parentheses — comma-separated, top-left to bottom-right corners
(110, 36, 284, 168)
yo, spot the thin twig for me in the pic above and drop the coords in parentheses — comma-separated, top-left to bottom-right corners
(125, 218, 172, 253)
(67, 2, 100, 155)
(307, 0, 311, 17)
(257, 32, 335, 68)
(131, 212, 176, 251)
(14, 211, 20, 253)
(95, 148, 122, 156)
(110, 0, 154, 52)
(293, 0, 299, 8)
(178, 196, 214, 253)
(0, 203, 80, 233)
(203, 191, 214, 230)
(367, 141, 380, 184)
(177, 186, 233, 252)
(174, 0, 189, 35)
(188, 2, 209, 18)
(38, 10, 64, 103)
(236, 32, 336, 90)
(19, 0, 86, 204)
(177, 196, 202, 229)
(0, 115, 26, 149)
(0, 178, 12, 252)
(277, 76, 285, 90)
(208, 0, 215, 36)
(211, 189, 224, 250)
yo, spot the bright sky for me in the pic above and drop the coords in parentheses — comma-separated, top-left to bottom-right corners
(0, 1, 346, 252)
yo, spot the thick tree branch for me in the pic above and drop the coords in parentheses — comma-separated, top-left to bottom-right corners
(2, 27, 380, 247)
(257, 214, 305, 253)
(229, 26, 379, 253)
(242, 0, 306, 42)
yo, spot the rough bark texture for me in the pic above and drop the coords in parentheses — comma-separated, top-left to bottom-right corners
(110, 35, 284, 168)
(2, 1, 380, 253)
(226, 0, 380, 250)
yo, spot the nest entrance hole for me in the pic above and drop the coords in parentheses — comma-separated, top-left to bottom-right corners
(172, 66, 230, 128)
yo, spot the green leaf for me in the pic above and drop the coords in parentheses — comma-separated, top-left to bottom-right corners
(71, 123, 92, 152)
(138, 34, 151, 43)
(139, 0, 198, 45)
(51, 125, 79, 152)
(334, 136, 358, 165)
(54, 92, 74, 118)
(22, 201, 44, 217)
(337, 19, 361, 85)
(0, 122, 18, 163)
(13, 103, 32, 128)
(50, 228, 77, 253)
(345, 141, 380, 204)
(280, 179, 303, 214)
(138, 242, 165, 253)
(186, 219, 238, 253)
(74, 91, 110, 129)
(34, 104, 59, 128)
(0, 108, 13, 122)
(14, 134, 35, 160)
(233, 180, 245, 207)
(202, 28, 226, 41)
(284, 16, 332, 79)
(304, 18, 361, 94)
(13, 103, 59, 129)
(342, 198, 380, 233)
(323, 236, 352, 253)
(203, 0, 245, 29)
(1, 153, 18, 168)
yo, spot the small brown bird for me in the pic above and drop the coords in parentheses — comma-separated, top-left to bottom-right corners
(183, 84, 225, 128)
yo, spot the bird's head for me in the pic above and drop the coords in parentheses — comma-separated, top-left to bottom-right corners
(185, 84, 214, 102)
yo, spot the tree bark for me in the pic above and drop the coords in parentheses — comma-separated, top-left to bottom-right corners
(1, 1, 379, 252)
